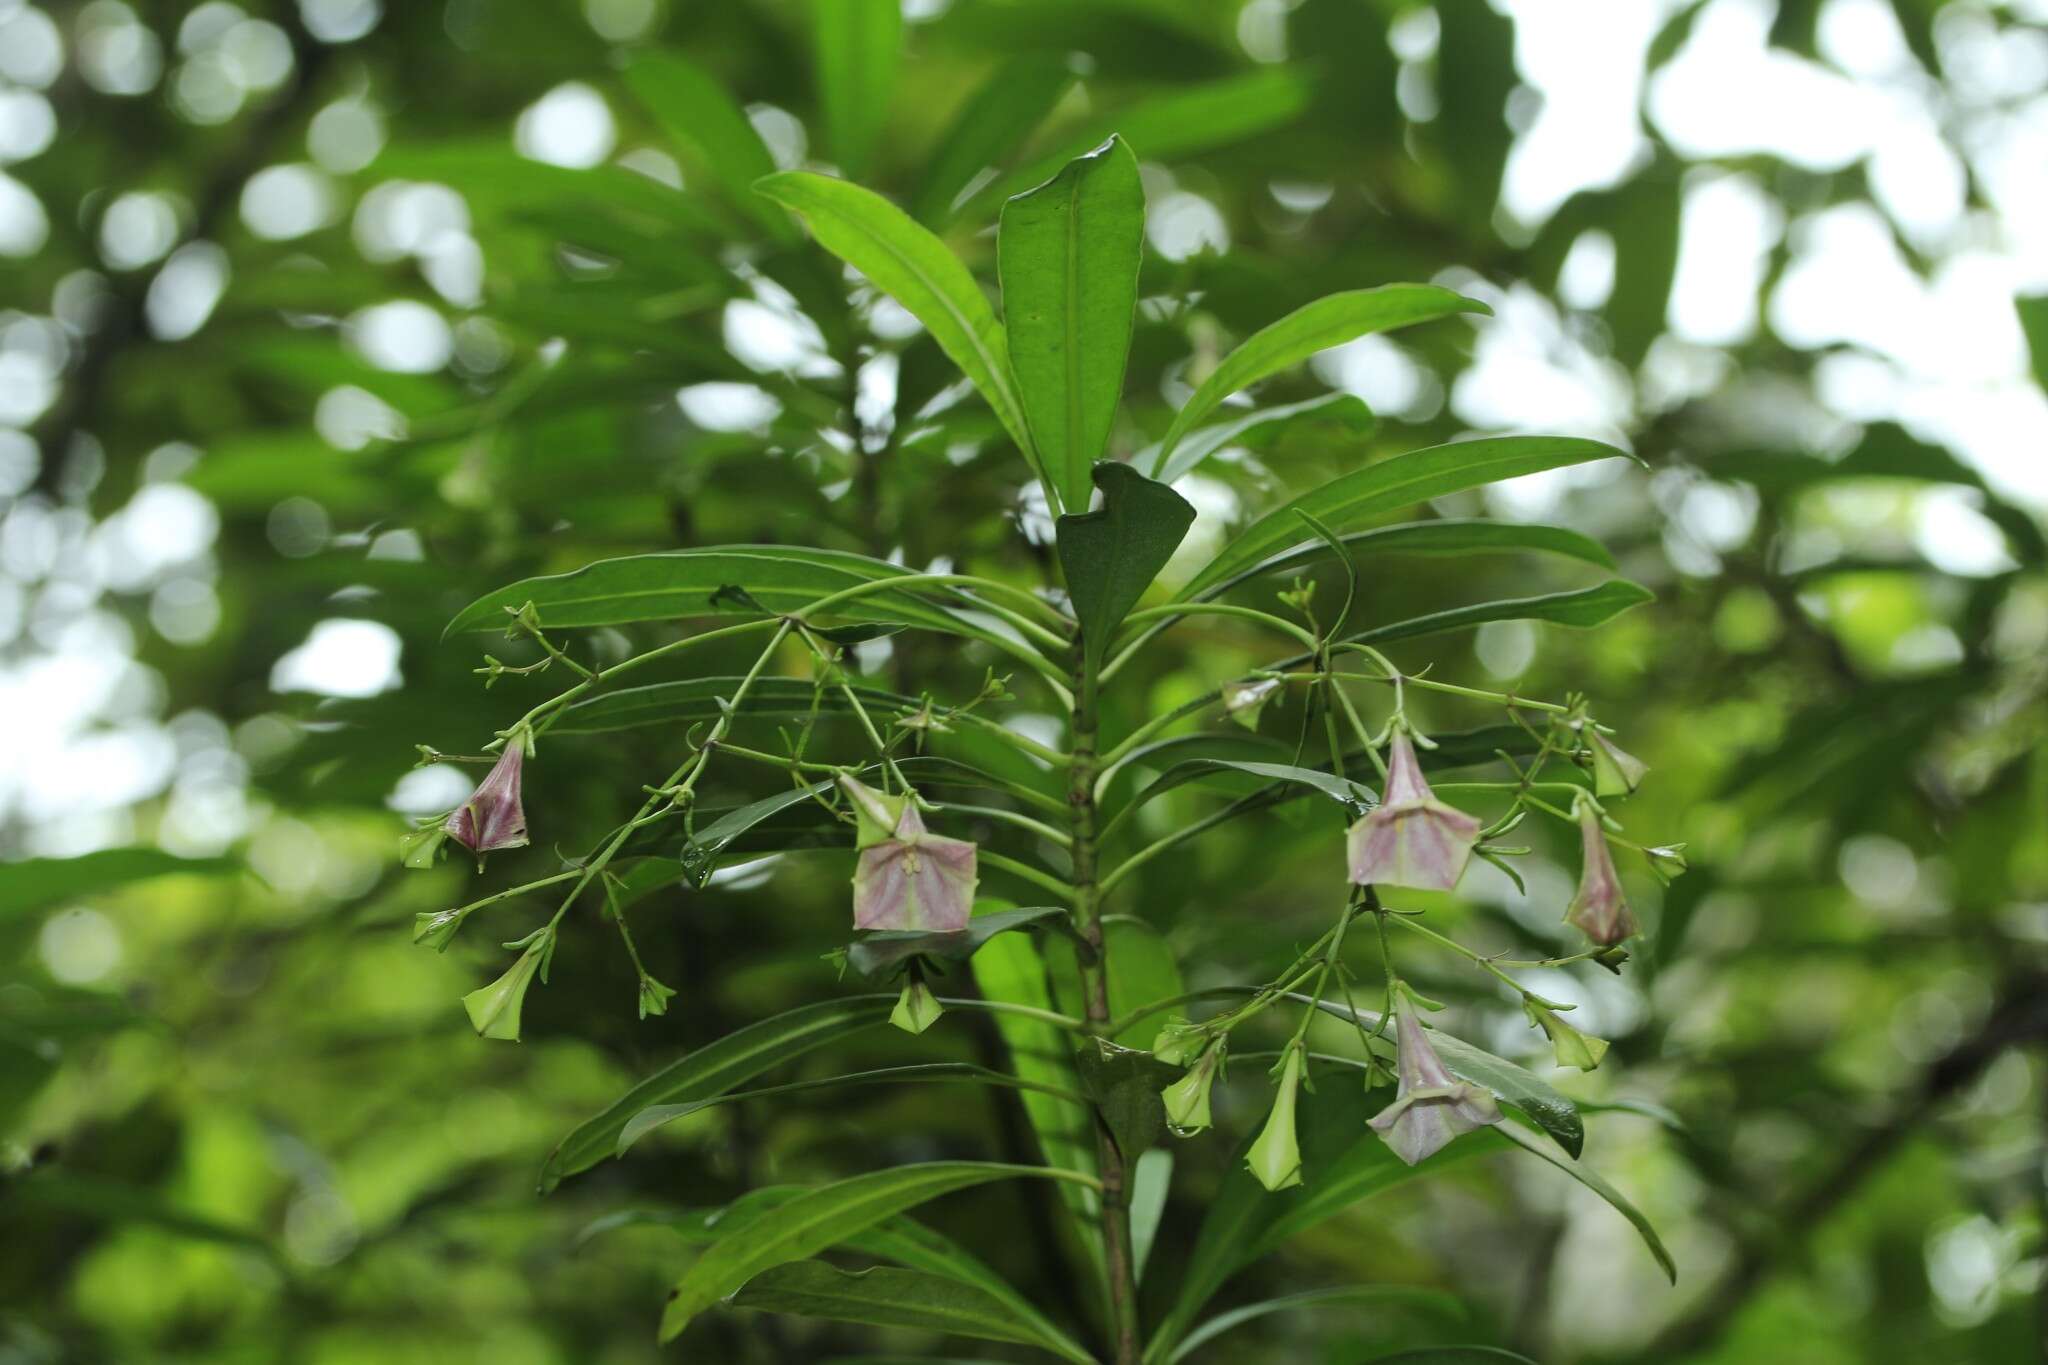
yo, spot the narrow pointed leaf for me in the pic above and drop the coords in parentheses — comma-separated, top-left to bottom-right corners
(1057, 462, 1195, 672)
(813, 0, 900, 179)
(622, 52, 793, 241)
(1156, 286, 1487, 467)
(915, 56, 1075, 225)
(538, 995, 893, 1192)
(756, 172, 1038, 472)
(0, 849, 235, 921)
(731, 1261, 1094, 1362)
(1495, 1120, 1676, 1282)
(1202, 517, 1617, 598)
(1339, 581, 1655, 649)
(659, 1162, 1090, 1341)
(846, 905, 1076, 978)
(1366, 1350, 1541, 1365)
(999, 136, 1144, 512)
(1169, 1286, 1467, 1364)
(1145, 391, 1376, 484)
(1182, 435, 1637, 597)
(553, 677, 917, 735)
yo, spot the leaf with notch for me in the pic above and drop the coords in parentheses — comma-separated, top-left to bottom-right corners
(1057, 462, 1196, 673)
(1155, 286, 1487, 467)
(1073, 1037, 1181, 1159)
(999, 136, 1145, 513)
(1183, 436, 1637, 597)
(756, 172, 1038, 476)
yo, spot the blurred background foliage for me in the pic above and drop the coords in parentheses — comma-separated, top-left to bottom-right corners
(2, 0, 2047, 1361)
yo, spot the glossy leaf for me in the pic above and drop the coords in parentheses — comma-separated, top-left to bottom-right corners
(1204, 517, 1617, 599)
(1145, 391, 1376, 484)
(659, 1161, 1088, 1341)
(444, 546, 966, 636)
(1339, 580, 1656, 650)
(1056, 462, 1196, 672)
(622, 51, 793, 242)
(999, 136, 1145, 512)
(757, 172, 1038, 471)
(813, 0, 900, 179)
(915, 56, 1074, 225)
(1130, 1147, 1173, 1283)
(1155, 286, 1487, 467)
(1183, 435, 1636, 597)
(538, 994, 892, 1192)
(845, 905, 1075, 978)
(731, 1260, 1093, 1362)
(670, 780, 837, 887)
(1111, 759, 1375, 834)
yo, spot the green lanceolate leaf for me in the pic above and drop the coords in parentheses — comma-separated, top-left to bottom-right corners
(621, 51, 793, 242)
(1109, 759, 1375, 837)
(915, 55, 1075, 225)
(1057, 462, 1196, 673)
(845, 905, 1075, 978)
(671, 780, 837, 887)
(1206, 517, 1617, 598)
(616, 1062, 1086, 1155)
(1183, 435, 1638, 597)
(538, 995, 893, 1192)
(1364, 1349, 1541, 1364)
(658, 1161, 1092, 1341)
(1495, 1120, 1676, 1282)
(1130, 1147, 1173, 1283)
(1145, 391, 1376, 484)
(1168, 1285, 1467, 1364)
(552, 677, 916, 735)
(731, 1261, 1095, 1363)
(1340, 581, 1655, 650)
(756, 172, 1038, 474)
(1155, 285, 1487, 467)
(999, 135, 1145, 513)
(444, 546, 962, 636)
(1045, 915, 1186, 1048)
(0, 849, 236, 921)
(812, 0, 900, 179)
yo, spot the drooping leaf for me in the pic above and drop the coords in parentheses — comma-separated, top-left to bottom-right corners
(1495, 1121, 1676, 1282)
(659, 1161, 1090, 1341)
(1167, 1285, 1467, 1364)
(1154, 286, 1487, 467)
(552, 677, 915, 735)
(812, 0, 901, 179)
(999, 135, 1145, 512)
(1056, 462, 1196, 672)
(670, 780, 837, 887)
(1183, 435, 1638, 597)
(444, 546, 968, 637)
(730, 1260, 1094, 1362)
(538, 995, 893, 1192)
(621, 51, 794, 242)
(1337, 581, 1656, 650)
(1109, 759, 1375, 836)
(1145, 391, 1376, 484)
(756, 172, 1038, 473)
(915, 55, 1075, 225)
(0, 849, 236, 921)
(845, 905, 1076, 979)
(1072, 1037, 1181, 1159)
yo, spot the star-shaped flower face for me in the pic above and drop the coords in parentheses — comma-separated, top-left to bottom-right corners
(1368, 996, 1502, 1166)
(444, 743, 529, 854)
(1565, 796, 1639, 947)
(1347, 731, 1483, 892)
(841, 775, 978, 932)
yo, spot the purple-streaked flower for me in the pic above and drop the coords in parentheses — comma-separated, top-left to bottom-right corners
(1246, 1044, 1305, 1191)
(1524, 997, 1607, 1071)
(1162, 1038, 1225, 1136)
(1565, 796, 1639, 947)
(445, 742, 529, 854)
(842, 775, 978, 932)
(1585, 727, 1649, 798)
(463, 945, 544, 1041)
(1347, 730, 1483, 891)
(1368, 994, 1501, 1165)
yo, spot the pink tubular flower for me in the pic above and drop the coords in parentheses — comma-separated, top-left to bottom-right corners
(1346, 730, 1483, 891)
(841, 775, 978, 932)
(444, 743, 529, 854)
(1565, 795, 1639, 947)
(1368, 994, 1501, 1165)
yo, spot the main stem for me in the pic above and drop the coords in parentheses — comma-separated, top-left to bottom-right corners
(1068, 660, 1142, 1365)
